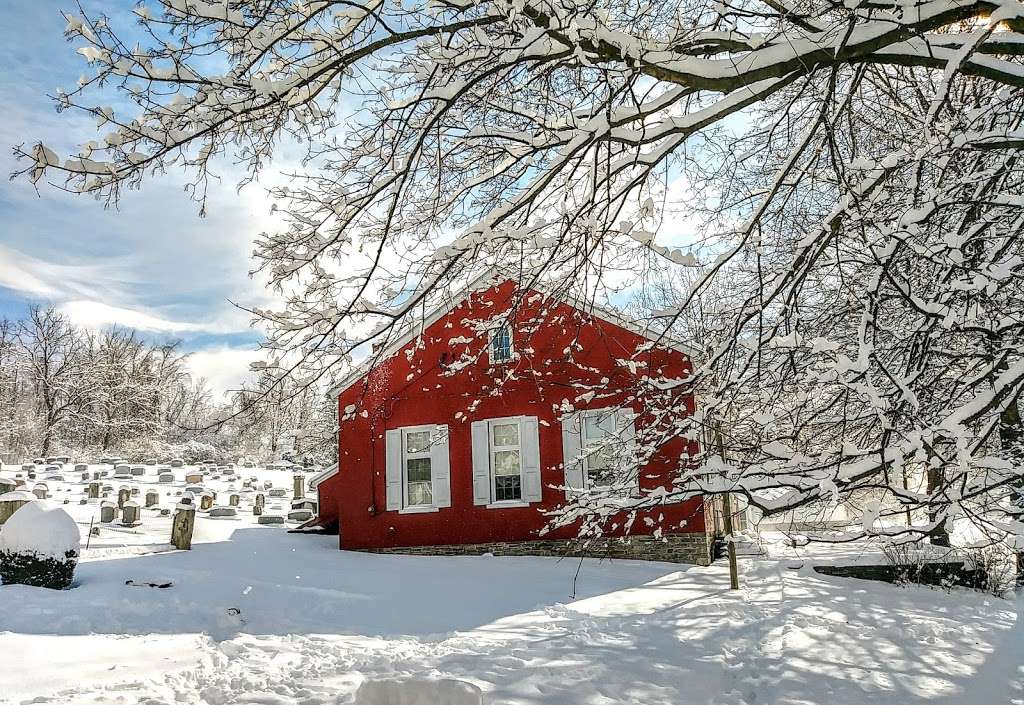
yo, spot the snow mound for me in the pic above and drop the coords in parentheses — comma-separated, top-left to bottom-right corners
(355, 678, 482, 705)
(0, 500, 81, 558)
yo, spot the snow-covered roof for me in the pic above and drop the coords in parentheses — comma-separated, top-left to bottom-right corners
(309, 462, 338, 490)
(329, 270, 697, 398)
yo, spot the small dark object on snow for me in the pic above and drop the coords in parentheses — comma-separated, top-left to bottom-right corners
(226, 607, 241, 615)
(125, 579, 173, 588)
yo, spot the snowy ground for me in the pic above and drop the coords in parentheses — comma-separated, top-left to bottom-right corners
(1, 464, 1022, 705)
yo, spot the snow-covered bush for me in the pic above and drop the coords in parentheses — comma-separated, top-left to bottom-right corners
(0, 500, 81, 590)
(965, 545, 1018, 598)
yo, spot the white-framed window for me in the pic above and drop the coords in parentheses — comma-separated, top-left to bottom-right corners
(561, 407, 638, 497)
(385, 424, 451, 512)
(471, 416, 541, 506)
(489, 418, 522, 502)
(489, 325, 512, 363)
(581, 409, 618, 487)
(402, 427, 434, 507)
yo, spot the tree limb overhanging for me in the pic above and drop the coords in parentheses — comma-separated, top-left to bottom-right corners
(15, 0, 1024, 548)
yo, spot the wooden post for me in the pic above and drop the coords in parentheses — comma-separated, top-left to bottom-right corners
(171, 504, 195, 550)
(293, 475, 304, 500)
(715, 425, 740, 591)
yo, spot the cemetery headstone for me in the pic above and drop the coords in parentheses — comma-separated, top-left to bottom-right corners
(0, 491, 33, 525)
(121, 502, 141, 527)
(171, 503, 195, 550)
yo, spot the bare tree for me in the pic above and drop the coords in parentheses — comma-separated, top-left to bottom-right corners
(16, 307, 87, 455)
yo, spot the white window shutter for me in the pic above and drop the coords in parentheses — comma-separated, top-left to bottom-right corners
(385, 429, 402, 510)
(617, 408, 640, 490)
(520, 415, 542, 503)
(431, 424, 451, 508)
(470, 420, 491, 505)
(561, 412, 584, 498)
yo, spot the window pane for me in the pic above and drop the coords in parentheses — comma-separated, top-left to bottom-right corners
(584, 413, 615, 440)
(495, 475, 522, 501)
(406, 457, 432, 482)
(491, 326, 511, 361)
(492, 422, 519, 446)
(407, 481, 433, 506)
(406, 431, 431, 454)
(493, 449, 521, 476)
(587, 448, 614, 485)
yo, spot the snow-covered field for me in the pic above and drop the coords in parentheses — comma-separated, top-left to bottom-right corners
(1, 463, 1022, 705)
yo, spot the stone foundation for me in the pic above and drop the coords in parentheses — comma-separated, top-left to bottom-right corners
(355, 532, 713, 566)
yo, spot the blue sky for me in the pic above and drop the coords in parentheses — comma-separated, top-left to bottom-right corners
(0, 1, 280, 397)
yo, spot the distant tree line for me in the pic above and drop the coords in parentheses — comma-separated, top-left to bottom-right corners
(0, 306, 337, 466)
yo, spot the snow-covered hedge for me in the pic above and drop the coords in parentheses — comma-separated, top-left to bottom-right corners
(0, 500, 81, 590)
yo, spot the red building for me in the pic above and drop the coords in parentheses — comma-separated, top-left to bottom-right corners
(312, 277, 713, 564)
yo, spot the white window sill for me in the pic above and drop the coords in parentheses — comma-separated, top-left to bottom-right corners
(485, 501, 531, 509)
(398, 505, 440, 514)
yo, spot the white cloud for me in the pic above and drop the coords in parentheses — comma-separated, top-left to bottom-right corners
(186, 346, 262, 400)
(57, 300, 214, 333)
(0, 243, 121, 301)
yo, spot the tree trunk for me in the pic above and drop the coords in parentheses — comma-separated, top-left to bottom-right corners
(925, 465, 951, 547)
(715, 425, 740, 590)
(998, 385, 1023, 587)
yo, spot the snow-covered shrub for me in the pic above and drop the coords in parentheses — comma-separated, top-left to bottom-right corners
(880, 542, 937, 584)
(964, 545, 1017, 598)
(0, 500, 81, 590)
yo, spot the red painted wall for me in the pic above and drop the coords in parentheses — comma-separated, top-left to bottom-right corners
(322, 281, 706, 550)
